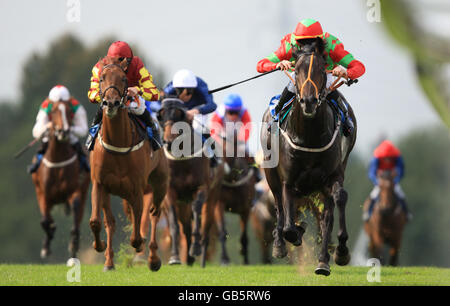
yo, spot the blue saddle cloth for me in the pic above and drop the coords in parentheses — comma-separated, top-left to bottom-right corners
(268, 95, 347, 127)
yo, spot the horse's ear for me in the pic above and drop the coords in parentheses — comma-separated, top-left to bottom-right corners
(119, 57, 128, 71)
(292, 45, 302, 61)
(157, 109, 164, 122)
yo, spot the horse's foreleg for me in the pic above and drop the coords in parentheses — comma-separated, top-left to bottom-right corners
(102, 197, 115, 271)
(215, 201, 230, 266)
(68, 193, 83, 259)
(39, 203, 56, 259)
(148, 209, 162, 271)
(264, 168, 286, 259)
(331, 181, 351, 266)
(166, 197, 181, 265)
(126, 196, 144, 253)
(89, 182, 106, 253)
(200, 196, 215, 268)
(190, 190, 205, 257)
(315, 196, 334, 276)
(180, 204, 195, 266)
(239, 212, 250, 265)
(282, 184, 304, 247)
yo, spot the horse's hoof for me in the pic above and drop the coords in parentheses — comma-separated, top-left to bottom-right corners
(131, 238, 145, 253)
(272, 244, 287, 259)
(93, 241, 106, 253)
(40, 248, 50, 259)
(189, 242, 202, 257)
(221, 258, 230, 266)
(168, 256, 181, 265)
(283, 224, 305, 247)
(103, 265, 115, 272)
(334, 248, 351, 266)
(187, 256, 195, 266)
(315, 262, 331, 276)
(149, 259, 161, 272)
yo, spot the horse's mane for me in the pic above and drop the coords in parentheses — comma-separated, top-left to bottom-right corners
(293, 38, 327, 65)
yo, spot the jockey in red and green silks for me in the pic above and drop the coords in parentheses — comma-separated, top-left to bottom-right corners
(257, 18, 366, 136)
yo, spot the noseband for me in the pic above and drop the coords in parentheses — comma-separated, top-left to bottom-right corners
(99, 64, 128, 106)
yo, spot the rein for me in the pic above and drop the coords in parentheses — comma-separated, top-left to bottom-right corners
(280, 52, 340, 153)
(99, 64, 128, 105)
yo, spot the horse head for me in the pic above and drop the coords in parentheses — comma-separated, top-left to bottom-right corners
(50, 100, 73, 142)
(377, 169, 397, 212)
(98, 57, 128, 118)
(157, 98, 189, 150)
(293, 39, 328, 118)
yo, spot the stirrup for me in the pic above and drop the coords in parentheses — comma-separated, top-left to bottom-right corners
(86, 123, 100, 151)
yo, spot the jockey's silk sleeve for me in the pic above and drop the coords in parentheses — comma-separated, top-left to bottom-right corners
(88, 65, 101, 103)
(137, 66, 160, 101)
(368, 157, 379, 185)
(32, 109, 49, 139)
(70, 105, 88, 138)
(257, 32, 365, 79)
(257, 34, 293, 73)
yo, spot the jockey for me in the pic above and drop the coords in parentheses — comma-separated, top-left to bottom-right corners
(210, 93, 251, 144)
(210, 93, 262, 182)
(85, 41, 162, 151)
(28, 85, 89, 174)
(162, 69, 217, 120)
(162, 69, 218, 165)
(363, 140, 412, 222)
(256, 18, 365, 137)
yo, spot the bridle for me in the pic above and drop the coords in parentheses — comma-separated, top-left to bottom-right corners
(158, 98, 188, 128)
(294, 52, 328, 107)
(99, 64, 128, 106)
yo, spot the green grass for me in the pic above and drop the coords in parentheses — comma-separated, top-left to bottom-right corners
(1, 264, 449, 286)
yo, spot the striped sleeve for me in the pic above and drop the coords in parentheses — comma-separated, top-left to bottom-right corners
(138, 66, 160, 101)
(87, 64, 101, 103)
(257, 34, 292, 73)
(328, 37, 365, 80)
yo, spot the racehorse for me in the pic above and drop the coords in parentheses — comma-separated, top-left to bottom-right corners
(158, 98, 224, 267)
(261, 40, 357, 276)
(215, 131, 256, 265)
(89, 57, 168, 271)
(364, 169, 407, 266)
(31, 100, 90, 260)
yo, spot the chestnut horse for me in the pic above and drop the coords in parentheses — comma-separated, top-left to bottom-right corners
(215, 131, 255, 265)
(157, 98, 224, 267)
(89, 57, 168, 271)
(31, 100, 90, 260)
(261, 40, 357, 276)
(364, 170, 407, 266)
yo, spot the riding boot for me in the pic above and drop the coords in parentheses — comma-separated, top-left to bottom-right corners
(27, 142, 48, 174)
(363, 198, 376, 222)
(137, 109, 162, 151)
(247, 159, 262, 183)
(72, 141, 90, 172)
(275, 87, 295, 116)
(85, 106, 103, 151)
(327, 91, 354, 137)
